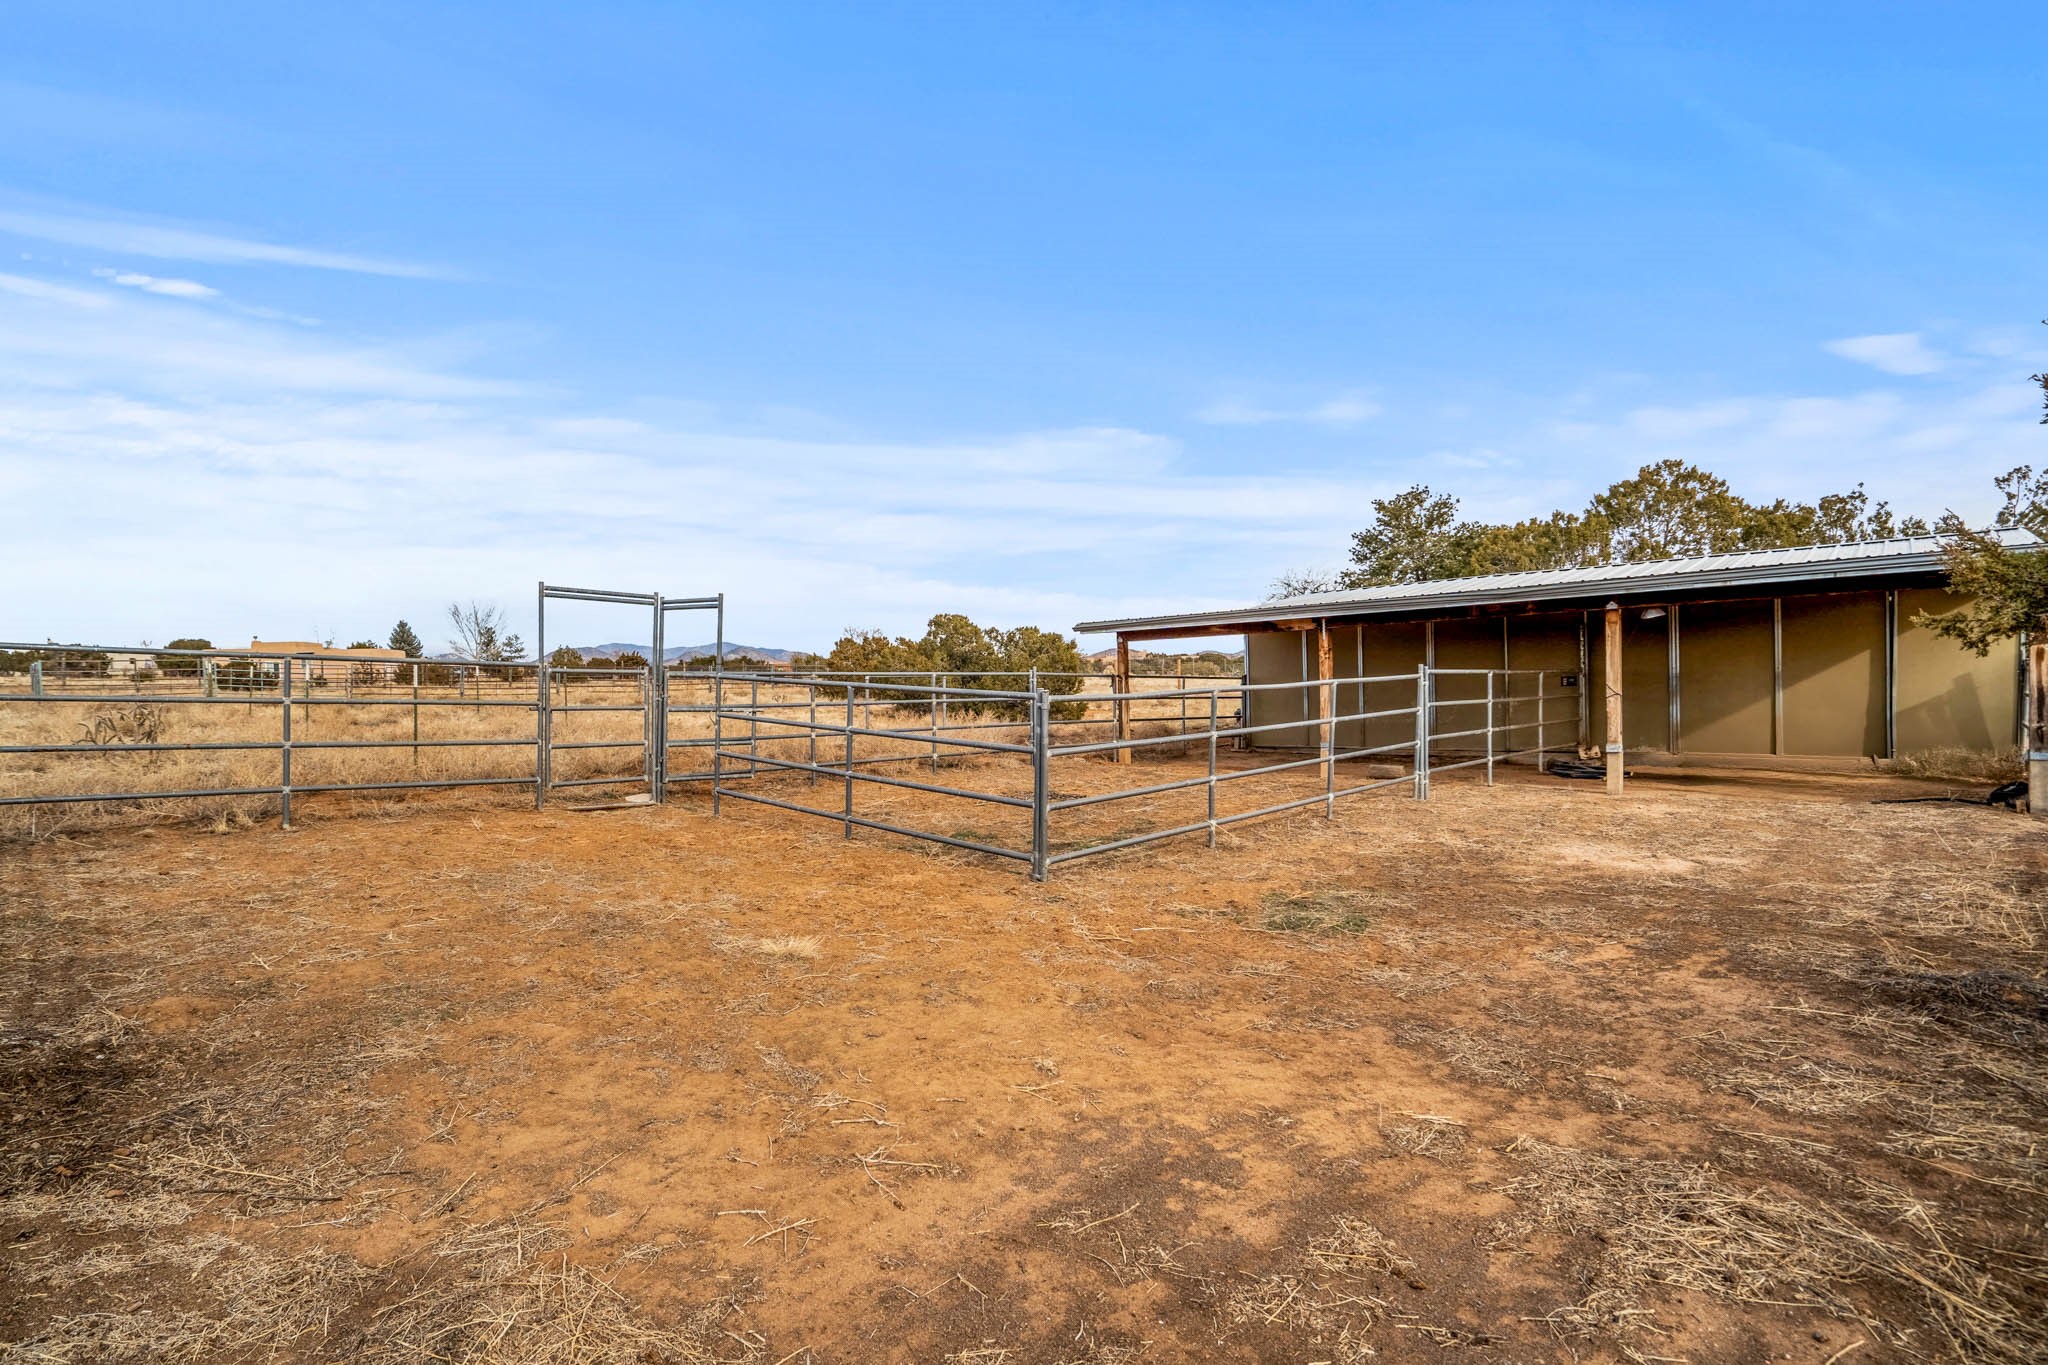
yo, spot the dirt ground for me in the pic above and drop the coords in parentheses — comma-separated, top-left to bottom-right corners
(3, 763, 2044, 1363)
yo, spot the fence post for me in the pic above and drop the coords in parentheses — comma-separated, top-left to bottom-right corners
(202, 658, 215, 698)
(535, 662, 548, 809)
(279, 660, 294, 829)
(1030, 682, 1050, 882)
(1207, 687, 1219, 847)
(711, 671, 724, 816)
(808, 685, 818, 781)
(1535, 671, 1548, 774)
(28, 660, 40, 697)
(843, 684, 856, 839)
(1485, 671, 1495, 786)
(931, 670, 939, 773)
(1413, 664, 1429, 801)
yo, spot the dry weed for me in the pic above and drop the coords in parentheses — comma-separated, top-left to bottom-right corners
(1493, 1136, 2048, 1363)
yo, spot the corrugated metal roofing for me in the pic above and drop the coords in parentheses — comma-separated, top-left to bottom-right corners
(1074, 530, 2043, 636)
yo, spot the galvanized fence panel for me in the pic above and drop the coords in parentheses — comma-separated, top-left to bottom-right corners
(3, 641, 1575, 876)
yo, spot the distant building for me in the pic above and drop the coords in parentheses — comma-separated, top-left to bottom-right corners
(250, 641, 410, 683)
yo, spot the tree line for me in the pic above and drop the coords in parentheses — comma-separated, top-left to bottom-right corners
(1273, 459, 2044, 655)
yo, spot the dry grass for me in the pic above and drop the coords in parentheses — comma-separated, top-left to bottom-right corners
(1494, 1136, 2048, 1363)
(1885, 744, 2025, 783)
(0, 671, 1232, 843)
(6, 762, 2045, 1362)
(751, 935, 823, 960)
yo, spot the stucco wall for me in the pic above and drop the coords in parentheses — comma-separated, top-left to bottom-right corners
(1895, 589, 2020, 753)
(1242, 586, 2020, 758)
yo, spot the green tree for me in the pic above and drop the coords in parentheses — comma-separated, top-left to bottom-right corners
(547, 645, 586, 669)
(387, 621, 425, 656)
(803, 615, 1086, 716)
(347, 639, 379, 650)
(1343, 486, 1481, 586)
(1919, 467, 2048, 655)
(1297, 463, 1929, 593)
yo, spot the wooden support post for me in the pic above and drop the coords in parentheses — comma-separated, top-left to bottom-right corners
(1316, 621, 1335, 793)
(2028, 638, 2046, 820)
(1113, 633, 1132, 764)
(1604, 601, 1624, 797)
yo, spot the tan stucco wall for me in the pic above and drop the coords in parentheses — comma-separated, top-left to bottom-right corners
(1502, 614, 1584, 753)
(1895, 589, 2020, 752)
(1245, 629, 1315, 747)
(1780, 592, 1886, 756)
(1588, 611, 1672, 751)
(1675, 599, 1774, 753)
(1242, 587, 2020, 757)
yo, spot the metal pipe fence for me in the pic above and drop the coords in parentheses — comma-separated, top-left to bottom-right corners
(0, 641, 567, 824)
(3, 639, 1570, 878)
(699, 666, 1575, 880)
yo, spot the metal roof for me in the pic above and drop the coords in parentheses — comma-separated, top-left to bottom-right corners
(1074, 530, 2043, 636)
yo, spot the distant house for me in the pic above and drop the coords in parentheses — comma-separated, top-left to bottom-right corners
(1077, 533, 2041, 763)
(250, 641, 410, 684)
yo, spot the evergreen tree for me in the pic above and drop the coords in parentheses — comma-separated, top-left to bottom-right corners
(387, 620, 425, 656)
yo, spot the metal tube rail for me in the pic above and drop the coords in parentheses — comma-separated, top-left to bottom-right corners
(1047, 738, 1421, 812)
(1047, 773, 1419, 865)
(714, 785, 1033, 863)
(0, 784, 289, 806)
(1050, 702, 1421, 757)
(719, 708, 1033, 754)
(704, 746, 1034, 807)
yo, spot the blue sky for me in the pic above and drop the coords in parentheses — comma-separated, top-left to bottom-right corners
(2, 3, 2043, 652)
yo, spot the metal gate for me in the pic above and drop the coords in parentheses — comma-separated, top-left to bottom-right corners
(535, 582, 722, 806)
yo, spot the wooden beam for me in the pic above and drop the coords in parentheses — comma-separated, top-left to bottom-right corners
(1604, 602, 1624, 796)
(1113, 633, 1132, 765)
(1116, 622, 1259, 642)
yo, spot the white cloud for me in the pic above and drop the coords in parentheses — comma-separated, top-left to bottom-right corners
(0, 204, 449, 279)
(1823, 331, 1947, 376)
(1, 273, 2032, 651)
(92, 267, 218, 299)
(1197, 390, 1382, 426)
(0, 271, 111, 308)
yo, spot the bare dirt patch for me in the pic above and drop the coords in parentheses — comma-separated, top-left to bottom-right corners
(3, 765, 2044, 1362)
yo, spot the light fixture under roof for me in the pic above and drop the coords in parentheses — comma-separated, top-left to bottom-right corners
(1640, 606, 1667, 620)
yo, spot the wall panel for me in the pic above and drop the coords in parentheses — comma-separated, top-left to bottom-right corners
(1246, 629, 1314, 747)
(1503, 614, 1583, 754)
(1675, 599, 1774, 754)
(1781, 592, 1885, 756)
(1895, 589, 2020, 753)
(1589, 611, 1672, 751)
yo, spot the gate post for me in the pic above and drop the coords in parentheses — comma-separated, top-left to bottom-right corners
(535, 662, 548, 809)
(1030, 676, 1050, 882)
(1413, 664, 1429, 800)
(279, 659, 294, 829)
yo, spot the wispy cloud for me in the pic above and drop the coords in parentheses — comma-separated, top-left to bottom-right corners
(91, 267, 218, 299)
(0, 204, 449, 279)
(1197, 390, 1381, 426)
(3, 267, 2035, 648)
(0, 271, 111, 308)
(1823, 331, 1947, 376)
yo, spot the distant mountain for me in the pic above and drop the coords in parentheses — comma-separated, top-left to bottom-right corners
(569, 641, 802, 664)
